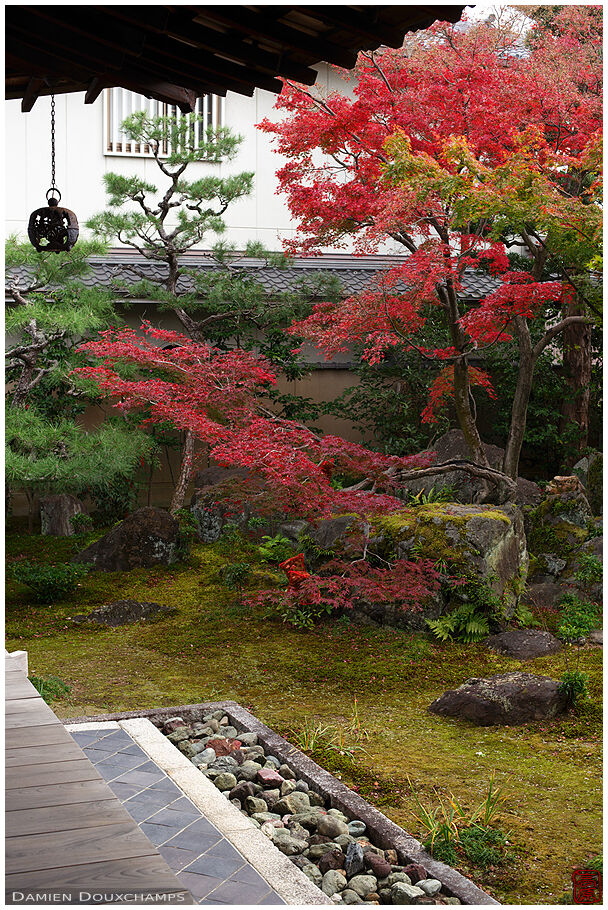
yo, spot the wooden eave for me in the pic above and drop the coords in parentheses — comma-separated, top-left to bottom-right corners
(6, 5, 465, 112)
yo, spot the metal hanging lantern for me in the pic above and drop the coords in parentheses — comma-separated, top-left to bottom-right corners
(28, 95, 79, 253)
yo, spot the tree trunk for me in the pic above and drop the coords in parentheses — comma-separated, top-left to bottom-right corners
(503, 317, 535, 480)
(452, 356, 490, 467)
(40, 494, 84, 536)
(170, 431, 195, 514)
(559, 295, 592, 461)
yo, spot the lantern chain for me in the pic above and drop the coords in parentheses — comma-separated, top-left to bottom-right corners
(50, 94, 57, 196)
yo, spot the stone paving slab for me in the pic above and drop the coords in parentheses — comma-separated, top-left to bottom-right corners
(68, 724, 286, 906)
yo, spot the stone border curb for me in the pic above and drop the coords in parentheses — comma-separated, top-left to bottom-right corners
(69, 716, 330, 906)
(65, 703, 500, 906)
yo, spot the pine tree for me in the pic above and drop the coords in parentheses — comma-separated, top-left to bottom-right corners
(5, 238, 153, 528)
(86, 111, 340, 510)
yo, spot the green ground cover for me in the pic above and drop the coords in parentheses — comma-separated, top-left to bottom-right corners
(6, 523, 602, 905)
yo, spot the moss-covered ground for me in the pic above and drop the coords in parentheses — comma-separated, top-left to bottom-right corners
(6, 523, 602, 905)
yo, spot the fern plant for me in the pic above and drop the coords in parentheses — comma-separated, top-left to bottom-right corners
(427, 601, 491, 643)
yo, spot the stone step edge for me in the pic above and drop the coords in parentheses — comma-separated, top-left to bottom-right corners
(64, 702, 500, 906)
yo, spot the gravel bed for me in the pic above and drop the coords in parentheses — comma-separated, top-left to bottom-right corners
(161, 712, 461, 906)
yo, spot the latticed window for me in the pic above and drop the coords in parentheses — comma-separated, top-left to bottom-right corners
(104, 88, 224, 156)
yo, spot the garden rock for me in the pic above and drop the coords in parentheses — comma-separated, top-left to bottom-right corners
(386, 873, 412, 888)
(418, 880, 442, 897)
(257, 768, 284, 788)
(342, 890, 363, 905)
(403, 430, 542, 506)
(272, 830, 308, 856)
(401, 865, 427, 885)
(485, 629, 562, 659)
(303, 865, 324, 887)
(73, 507, 184, 570)
(319, 851, 346, 874)
(429, 672, 568, 725)
(588, 629, 603, 645)
(207, 737, 242, 756)
(308, 516, 358, 554)
(214, 772, 237, 790)
(274, 792, 311, 815)
(317, 815, 350, 838)
(190, 466, 257, 542)
(347, 821, 366, 837)
(390, 882, 425, 904)
(348, 875, 378, 898)
(245, 795, 268, 815)
(526, 479, 592, 555)
(344, 842, 365, 877)
(526, 581, 563, 610)
(364, 853, 392, 879)
(237, 761, 262, 781)
(72, 599, 174, 627)
(40, 494, 84, 537)
(366, 502, 528, 629)
(322, 870, 347, 897)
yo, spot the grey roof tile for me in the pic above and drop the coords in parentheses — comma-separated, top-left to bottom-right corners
(7, 249, 502, 300)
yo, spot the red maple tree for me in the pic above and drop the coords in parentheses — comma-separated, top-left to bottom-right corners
(77, 323, 445, 619)
(75, 322, 433, 516)
(259, 8, 601, 485)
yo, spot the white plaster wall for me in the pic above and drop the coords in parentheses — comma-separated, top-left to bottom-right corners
(5, 64, 375, 253)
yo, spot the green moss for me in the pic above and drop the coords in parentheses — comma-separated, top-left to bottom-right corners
(587, 453, 603, 515)
(5, 529, 602, 906)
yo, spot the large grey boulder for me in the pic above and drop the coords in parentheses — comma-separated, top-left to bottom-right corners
(73, 507, 184, 571)
(573, 451, 603, 515)
(526, 476, 593, 558)
(403, 431, 542, 506)
(428, 672, 568, 725)
(485, 629, 562, 659)
(352, 503, 528, 631)
(390, 503, 527, 603)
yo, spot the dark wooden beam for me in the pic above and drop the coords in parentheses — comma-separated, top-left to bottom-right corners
(84, 77, 106, 106)
(21, 77, 45, 113)
(145, 34, 284, 95)
(295, 6, 412, 48)
(195, 7, 359, 69)
(103, 7, 319, 86)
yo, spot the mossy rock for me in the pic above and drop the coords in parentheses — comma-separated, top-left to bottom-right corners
(587, 452, 603, 516)
(526, 490, 592, 561)
(376, 503, 528, 615)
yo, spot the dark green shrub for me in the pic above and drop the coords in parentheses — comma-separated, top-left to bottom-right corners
(10, 561, 89, 603)
(558, 592, 601, 641)
(558, 670, 590, 707)
(220, 562, 252, 593)
(573, 553, 602, 587)
(71, 512, 93, 535)
(258, 534, 294, 563)
(29, 675, 71, 704)
(459, 825, 509, 869)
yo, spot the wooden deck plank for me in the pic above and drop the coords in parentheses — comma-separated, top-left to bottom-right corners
(6, 823, 160, 875)
(4, 655, 193, 904)
(5, 800, 140, 838)
(4, 678, 39, 700)
(5, 742, 88, 767)
(6, 778, 121, 811)
(5, 723, 74, 749)
(5, 854, 197, 896)
(6, 759, 103, 790)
